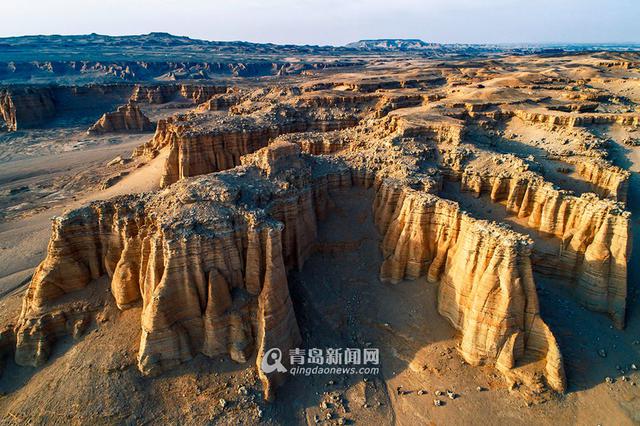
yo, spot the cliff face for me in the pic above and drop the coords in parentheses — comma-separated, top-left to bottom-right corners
(502, 108, 640, 129)
(272, 131, 353, 155)
(0, 83, 231, 130)
(130, 84, 179, 104)
(0, 87, 56, 131)
(0, 84, 136, 130)
(460, 167, 630, 328)
(87, 103, 154, 134)
(571, 159, 630, 202)
(389, 109, 466, 145)
(130, 84, 228, 104)
(16, 143, 312, 400)
(136, 103, 362, 187)
(196, 92, 240, 111)
(373, 183, 565, 392)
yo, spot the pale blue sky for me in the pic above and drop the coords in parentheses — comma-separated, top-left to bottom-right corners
(4, 0, 639, 45)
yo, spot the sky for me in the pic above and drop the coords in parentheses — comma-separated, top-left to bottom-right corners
(3, 0, 639, 45)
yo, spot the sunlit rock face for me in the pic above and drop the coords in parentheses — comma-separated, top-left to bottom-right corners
(15, 143, 310, 400)
(374, 184, 565, 392)
(459, 166, 630, 328)
(87, 103, 154, 134)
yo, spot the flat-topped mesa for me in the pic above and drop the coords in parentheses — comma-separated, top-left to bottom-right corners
(373, 183, 565, 393)
(87, 103, 154, 135)
(387, 108, 467, 145)
(229, 86, 380, 118)
(459, 157, 630, 328)
(134, 99, 366, 187)
(15, 134, 566, 397)
(0, 87, 56, 131)
(336, 75, 446, 93)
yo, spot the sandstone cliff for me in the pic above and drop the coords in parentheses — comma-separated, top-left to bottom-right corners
(135, 101, 363, 187)
(459, 164, 630, 328)
(129, 84, 228, 104)
(16, 143, 313, 399)
(373, 182, 565, 392)
(502, 107, 640, 129)
(196, 92, 241, 111)
(87, 103, 154, 134)
(570, 158, 630, 201)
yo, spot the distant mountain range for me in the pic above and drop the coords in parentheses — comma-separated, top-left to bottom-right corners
(345, 39, 442, 50)
(0, 33, 638, 60)
(0, 33, 638, 84)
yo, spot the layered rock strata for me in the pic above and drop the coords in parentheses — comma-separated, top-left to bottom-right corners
(389, 108, 466, 144)
(0, 84, 136, 130)
(570, 159, 630, 201)
(87, 103, 154, 134)
(130, 84, 228, 104)
(196, 92, 241, 111)
(459, 163, 630, 328)
(501, 107, 640, 129)
(16, 143, 313, 400)
(374, 184, 565, 392)
(272, 131, 353, 155)
(135, 102, 364, 187)
(16, 139, 566, 399)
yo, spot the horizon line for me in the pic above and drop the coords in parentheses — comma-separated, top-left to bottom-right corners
(2, 32, 640, 48)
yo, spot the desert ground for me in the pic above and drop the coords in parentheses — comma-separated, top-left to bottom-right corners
(0, 34, 639, 425)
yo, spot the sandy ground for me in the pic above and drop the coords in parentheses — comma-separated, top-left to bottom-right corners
(0, 128, 167, 296)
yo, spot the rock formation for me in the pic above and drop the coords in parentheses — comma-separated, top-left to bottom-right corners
(0, 84, 135, 130)
(15, 138, 567, 399)
(375, 185, 565, 392)
(459, 161, 630, 328)
(0, 87, 56, 131)
(16, 143, 310, 399)
(134, 91, 376, 186)
(501, 107, 640, 129)
(571, 159, 630, 201)
(87, 103, 154, 134)
(130, 84, 228, 105)
(196, 92, 241, 111)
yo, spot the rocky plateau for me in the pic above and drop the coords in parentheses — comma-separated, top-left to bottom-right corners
(1, 34, 640, 425)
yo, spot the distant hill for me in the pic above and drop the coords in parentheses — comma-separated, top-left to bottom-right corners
(345, 39, 442, 50)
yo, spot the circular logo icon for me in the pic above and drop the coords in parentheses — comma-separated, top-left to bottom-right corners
(261, 348, 287, 373)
